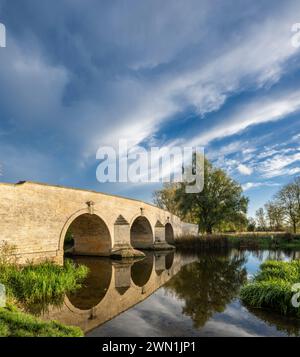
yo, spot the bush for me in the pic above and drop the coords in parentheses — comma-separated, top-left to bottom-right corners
(240, 260, 300, 317)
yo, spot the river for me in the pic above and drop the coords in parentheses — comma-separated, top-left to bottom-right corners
(39, 249, 300, 337)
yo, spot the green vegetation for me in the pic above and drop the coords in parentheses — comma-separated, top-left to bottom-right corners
(175, 232, 300, 251)
(154, 157, 248, 234)
(240, 260, 300, 317)
(254, 177, 300, 233)
(0, 260, 88, 310)
(153, 158, 300, 236)
(228, 233, 300, 250)
(64, 229, 74, 251)
(0, 249, 89, 337)
(175, 234, 230, 251)
(0, 304, 83, 337)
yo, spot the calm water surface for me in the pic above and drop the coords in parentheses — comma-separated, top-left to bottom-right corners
(41, 249, 300, 337)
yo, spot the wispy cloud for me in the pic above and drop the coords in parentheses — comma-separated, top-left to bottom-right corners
(0, 0, 299, 216)
(190, 90, 300, 147)
(242, 181, 281, 191)
(258, 151, 300, 178)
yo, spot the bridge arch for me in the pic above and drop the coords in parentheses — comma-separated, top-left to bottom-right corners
(130, 215, 154, 249)
(165, 222, 175, 244)
(59, 210, 112, 257)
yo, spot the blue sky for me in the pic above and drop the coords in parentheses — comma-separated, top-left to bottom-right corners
(0, 0, 300, 217)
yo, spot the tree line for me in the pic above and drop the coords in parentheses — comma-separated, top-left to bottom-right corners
(153, 156, 300, 234)
(254, 177, 300, 233)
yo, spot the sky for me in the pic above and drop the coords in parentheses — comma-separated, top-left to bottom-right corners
(0, 0, 300, 217)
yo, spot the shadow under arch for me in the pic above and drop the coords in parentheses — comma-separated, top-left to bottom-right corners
(61, 211, 112, 256)
(130, 215, 153, 249)
(165, 222, 175, 244)
(66, 257, 112, 311)
(131, 253, 154, 287)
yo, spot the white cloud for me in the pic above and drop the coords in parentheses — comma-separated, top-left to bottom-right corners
(237, 164, 253, 175)
(258, 151, 300, 178)
(242, 181, 281, 191)
(189, 90, 300, 147)
(1, 0, 300, 185)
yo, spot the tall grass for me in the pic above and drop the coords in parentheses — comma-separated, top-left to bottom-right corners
(0, 253, 89, 336)
(0, 259, 88, 312)
(175, 233, 300, 251)
(174, 234, 229, 251)
(240, 260, 300, 317)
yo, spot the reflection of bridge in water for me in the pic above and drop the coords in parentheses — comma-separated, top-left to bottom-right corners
(41, 252, 196, 333)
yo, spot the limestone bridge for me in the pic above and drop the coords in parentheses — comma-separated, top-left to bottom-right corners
(0, 181, 198, 264)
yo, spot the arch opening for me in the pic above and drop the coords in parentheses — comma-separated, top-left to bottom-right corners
(64, 213, 111, 256)
(130, 216, 153, 249)
(165, 223, 174, 244)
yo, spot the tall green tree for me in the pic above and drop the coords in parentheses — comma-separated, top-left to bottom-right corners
(174, 159, 248, 234)
(152, 183, 184, 219)
(275, 180, 300, 233)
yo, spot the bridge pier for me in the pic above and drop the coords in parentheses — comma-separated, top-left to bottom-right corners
(110, 215, 145, 259)
(153, 221, 175, 251)
(112, 261, 133, 293)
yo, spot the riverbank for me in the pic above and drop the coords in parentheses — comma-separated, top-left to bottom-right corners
(174, 232, 300, 251)
(240, 260, 300, 317)
(0, 259, 88, 337)
(0, 304, 83, 337)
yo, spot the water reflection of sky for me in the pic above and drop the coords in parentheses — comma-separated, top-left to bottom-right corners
(88, 250, 300, 337)
(88, 291, 289, 337)
(243, 251, 293, 278)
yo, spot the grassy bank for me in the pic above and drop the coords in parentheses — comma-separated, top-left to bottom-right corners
(0, 304, 83, 337)
(175, 232, 300, 251)
(240, 260, 300, 317)
(0, 259, 88, 337)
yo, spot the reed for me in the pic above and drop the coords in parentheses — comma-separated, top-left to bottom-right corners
(174, 234, 229, 251)
(175, 233, 300, 251)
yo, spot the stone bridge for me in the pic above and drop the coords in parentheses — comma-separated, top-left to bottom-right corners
(0, 181, 198, 264)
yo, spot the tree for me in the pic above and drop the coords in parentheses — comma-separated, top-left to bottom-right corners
(174, 159, 249, 234)
(255, 207, 267, 231)
(247, 217, 256, 232)
(293, 177, 300, 223)
(264, 201, 285, 231)
(276, 182, 299, 233)
(153, 183, 183, 218)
